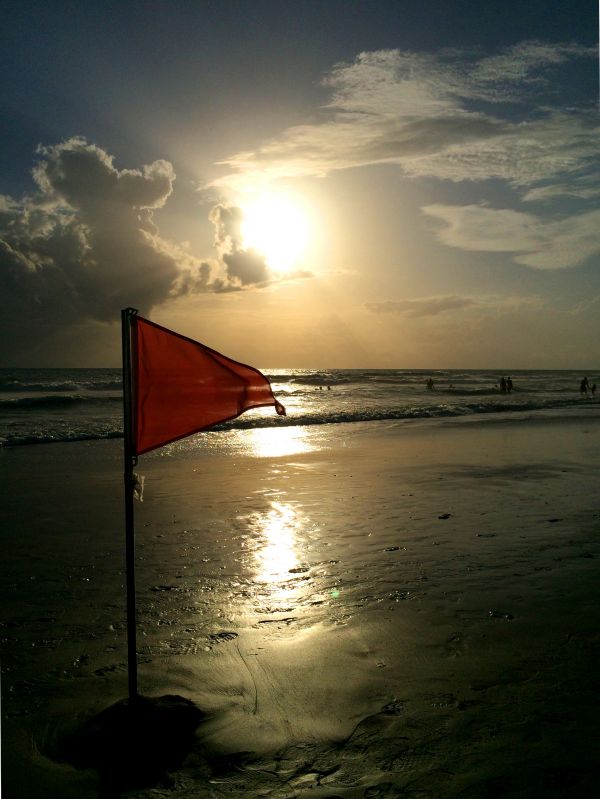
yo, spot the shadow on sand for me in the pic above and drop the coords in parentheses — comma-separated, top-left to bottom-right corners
(58, 694, 206, 797)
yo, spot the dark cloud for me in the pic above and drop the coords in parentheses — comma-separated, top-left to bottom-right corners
(0, 138, 208, 352)
(33, 139, 174, 215)
(0, 139, 306, 359)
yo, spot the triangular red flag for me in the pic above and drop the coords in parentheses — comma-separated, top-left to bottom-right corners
(132, 315, 285, 455)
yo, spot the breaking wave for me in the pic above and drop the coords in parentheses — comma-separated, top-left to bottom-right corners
(1, 394, 598, 447)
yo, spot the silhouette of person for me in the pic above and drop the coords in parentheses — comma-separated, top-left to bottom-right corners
(506, 376, 513, 393)
(426, 378, 434, 390)
(592, 383, 596, 396)
(499, 376, 506, 393)
(580, 377, 589, 395)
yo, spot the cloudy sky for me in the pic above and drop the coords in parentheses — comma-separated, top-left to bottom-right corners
(1, 0, 598, 367)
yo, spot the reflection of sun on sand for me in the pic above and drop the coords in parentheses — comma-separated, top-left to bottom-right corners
(254, 501, 300, 584)
(243, 426, 315, 457)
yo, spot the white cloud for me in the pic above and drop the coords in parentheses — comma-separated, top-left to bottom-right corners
(366, 296, 477, 317)
(422, 204, 600, 269)
(213, 42, 597, 193)
(423, 204, 541, 252)
(468, 41, 592, 97)
(365, 293, 546, 317)
(522, 176, 600, 202)
(323, 49, 458, 117)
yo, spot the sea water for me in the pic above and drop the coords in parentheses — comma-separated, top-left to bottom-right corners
(0, 367, 598, 448)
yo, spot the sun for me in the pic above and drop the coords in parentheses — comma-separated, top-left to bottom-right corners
(241, 191, 310, 273)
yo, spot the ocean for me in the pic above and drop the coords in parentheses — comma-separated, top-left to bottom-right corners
(1, 367, 598, 449)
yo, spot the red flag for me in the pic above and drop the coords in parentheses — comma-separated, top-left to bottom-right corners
(132, 315, 285, 455)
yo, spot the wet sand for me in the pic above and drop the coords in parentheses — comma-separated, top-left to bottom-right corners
(1, 416, 600, 797)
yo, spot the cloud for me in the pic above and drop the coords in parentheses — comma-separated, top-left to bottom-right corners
(422, 204, 600, 269)
(211, 41, 598, 276)
(33, 139, 175, 213)
(0, 139, 309, 355)
(366, 296, 477, 317)
(522, 176, 600, 203)
(213, 42, 597, 194)
(208, 204, 271, 287)
(0, 138, 211, 336)
(467, 41, 592, 97)
(571, 294, 600, 316)
(366, 293, 547, 317)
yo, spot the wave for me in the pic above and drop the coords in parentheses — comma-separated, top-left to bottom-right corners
(0, 430, 124, 447)
(0, 394, 122, 410)
(274, 373, 352, 386)
(438, 387, 517, 396)
(94, 381, 123, 391)
(226, 397, 597, 429)
(2, 395, 597, 447)
(270, 374, 585, 392)
(0, 379, 122, 392)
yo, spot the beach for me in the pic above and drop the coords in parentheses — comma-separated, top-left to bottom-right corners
(1, 414, 600, 797)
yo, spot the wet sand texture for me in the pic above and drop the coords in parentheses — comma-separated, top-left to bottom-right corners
(1, 417, 600, 797)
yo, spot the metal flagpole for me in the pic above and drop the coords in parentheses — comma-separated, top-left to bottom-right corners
(121, 307, 139, 701)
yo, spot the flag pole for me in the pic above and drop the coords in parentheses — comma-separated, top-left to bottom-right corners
(121, 307, 139, 701)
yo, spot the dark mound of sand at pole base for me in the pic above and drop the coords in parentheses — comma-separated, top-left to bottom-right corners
(59, 694, 207, 795)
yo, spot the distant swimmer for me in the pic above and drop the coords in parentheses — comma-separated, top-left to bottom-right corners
(499, 376, 507, 393)
(426, 378, 434, 390)
(507, 376, 513, 393)
(580, 376, 589, 395)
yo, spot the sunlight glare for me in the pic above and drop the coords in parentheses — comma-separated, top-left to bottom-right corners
(241, 191, 310, 273)
(246, 426, 314, 457)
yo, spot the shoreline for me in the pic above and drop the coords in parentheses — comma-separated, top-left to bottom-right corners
(2, 394, 599, 451)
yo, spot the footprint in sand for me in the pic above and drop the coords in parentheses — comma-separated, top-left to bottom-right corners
(381, 699, 405, 715)
(208, 631, 239, 643)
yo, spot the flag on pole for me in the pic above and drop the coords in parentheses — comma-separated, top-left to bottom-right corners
(131, 315, 285, 455)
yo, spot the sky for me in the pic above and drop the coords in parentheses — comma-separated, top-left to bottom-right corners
(1, 0, 599, 368)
